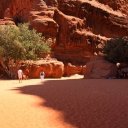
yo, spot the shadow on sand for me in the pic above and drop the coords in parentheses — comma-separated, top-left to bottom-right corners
(12, 79, 128, 128)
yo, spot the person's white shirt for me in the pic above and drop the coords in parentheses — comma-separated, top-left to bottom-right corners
(18, 69, 23, 79)
(40, 72, 45, 81)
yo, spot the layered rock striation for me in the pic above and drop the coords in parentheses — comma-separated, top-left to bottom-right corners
(0, 0, 128, 78)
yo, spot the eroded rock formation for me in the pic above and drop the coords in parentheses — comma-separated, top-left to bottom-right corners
(84, 56, 117, 79)
(0, 0, 32, 22)
(22, 59, 86, 78)
(64, 63, 86, 76)
(28, 59, 64, 78)
(58, 0, 128, 38)
(53, 9, 109, 64)
(96, 0, 128, 15)
(0, 18, 15, 25)
(0, 0, 128, 78)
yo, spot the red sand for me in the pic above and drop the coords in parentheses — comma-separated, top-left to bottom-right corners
(0, 76, 128, 128)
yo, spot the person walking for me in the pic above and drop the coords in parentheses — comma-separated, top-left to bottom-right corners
(40, 71, 45, 81)
(17, 68, 23, 83)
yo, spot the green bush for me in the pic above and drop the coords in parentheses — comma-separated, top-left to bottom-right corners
(0, 23, 51, 60)
(103, 37, 128, 63)
(0, 23, 51, 78)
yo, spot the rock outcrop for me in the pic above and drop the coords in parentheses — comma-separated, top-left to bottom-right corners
(21, 59, 64, 78)
(0, 18, 15, 25)
(96, 0, 128, 15)
(84, 56, 117, 79)
(53, 9, 109, 64)
(22, 59, 86, 78)
(0, 0, 32, 22)
(58, 0, 128, 38)
(64, 63, 86, 76)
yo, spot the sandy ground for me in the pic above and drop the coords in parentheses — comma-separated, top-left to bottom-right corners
(0, 75, 128, 128)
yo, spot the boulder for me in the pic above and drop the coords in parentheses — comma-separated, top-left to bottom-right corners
(84, 56, 117, 79)
(22, 59, 64, 78)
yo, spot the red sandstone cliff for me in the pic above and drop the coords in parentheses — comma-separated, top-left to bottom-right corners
(96, 0, 128, 15)
(0, 0, 128, 64)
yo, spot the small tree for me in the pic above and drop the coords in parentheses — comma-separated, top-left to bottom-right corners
(18, 23, 51, 59)
(0, 23, 51, 78)
(103, 37, 128, 63)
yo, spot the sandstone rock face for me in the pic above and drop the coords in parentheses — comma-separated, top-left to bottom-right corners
(22, 59, 64, 78)
(53, 9, 109, 64)
(29, 1, 58, 38)
(0, 0, 128, 66)
(0, 0, 12, 18)
(0, 18, 15, 25)
(0, 0, 58, 40)
(0, 0, 32, 22)
(84, 56, 117, 79)
(53, 0, 128, 64)
(44, 0, 58, 7)
(58, 0, 128, 38)
(31, 17, 58, 38)
(96, 0, 128, 15)
(64, 63, 86, 76)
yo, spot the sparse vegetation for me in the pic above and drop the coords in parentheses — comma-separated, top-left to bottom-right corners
(103, 37, 128, 63)
(0, 23, 51, 78)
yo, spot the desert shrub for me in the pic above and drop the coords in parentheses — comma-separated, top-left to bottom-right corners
(18, 23, 51, 59)
(103, 37, 128, 63)
(0, 23, 51, 60)
(0, 23, 51, 78)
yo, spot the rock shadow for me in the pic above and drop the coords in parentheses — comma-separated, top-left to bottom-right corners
(12, 79, 128, 128)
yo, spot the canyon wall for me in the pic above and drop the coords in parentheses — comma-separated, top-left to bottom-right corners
(96, 0, 128, 15)
(0, 0, 128, 64)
